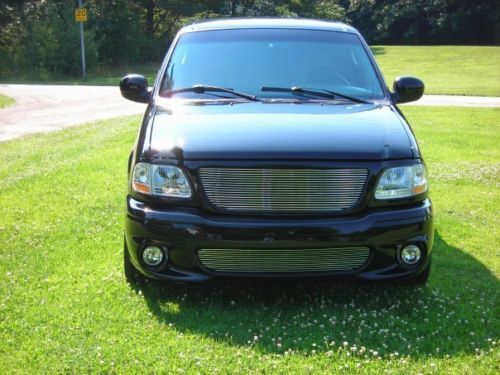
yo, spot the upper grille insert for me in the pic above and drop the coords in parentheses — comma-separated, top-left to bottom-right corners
(198, 168, 368, 213)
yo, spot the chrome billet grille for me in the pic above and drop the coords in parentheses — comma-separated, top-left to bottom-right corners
(198, 247, 370, 273)
(198, 168, 368, 213)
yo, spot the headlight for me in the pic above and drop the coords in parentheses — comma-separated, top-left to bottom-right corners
(132, 163, 192, 198)
(375, 164, 428, 200)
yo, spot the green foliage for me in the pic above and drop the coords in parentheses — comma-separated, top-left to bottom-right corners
(314, 1, 346, 20)
(0, 1, 98, 77)
(0, 0, 498, 80)
(89, 1, 146, 64)
(348, 0, 500, 44)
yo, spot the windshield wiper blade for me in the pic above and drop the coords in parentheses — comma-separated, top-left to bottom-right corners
(165, 85, 259, 101)
(261, 86, 371, 104)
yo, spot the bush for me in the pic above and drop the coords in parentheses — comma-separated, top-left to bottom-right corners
(0, 1, 98, 78)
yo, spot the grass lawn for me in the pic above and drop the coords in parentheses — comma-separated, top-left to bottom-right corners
(76, 63, 159, 86)
(0, 94, 15, 108)
(0, 63, 159, 88)
(1, 46, 499, 97)
(372, 45, 500, 97)
(0, 107, 499, 372)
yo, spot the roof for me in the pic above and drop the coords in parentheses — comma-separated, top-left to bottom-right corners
(180, 18, 358, 34)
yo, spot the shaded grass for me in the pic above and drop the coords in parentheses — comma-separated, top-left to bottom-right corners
(0, 107, 499, 373)
(0, 94, 15, 108)
(0, 63, 159, 87)
(372, 45, 500, 96)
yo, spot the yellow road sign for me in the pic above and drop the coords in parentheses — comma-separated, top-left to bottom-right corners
(75, 8, 87, 22)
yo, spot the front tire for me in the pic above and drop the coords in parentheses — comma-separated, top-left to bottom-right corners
(124, 239, 144, 285)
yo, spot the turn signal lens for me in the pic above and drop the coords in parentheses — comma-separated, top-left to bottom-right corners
(375, 164, 428, 200)
(132, 163, 151, 194)
(412, 164, 428, 195)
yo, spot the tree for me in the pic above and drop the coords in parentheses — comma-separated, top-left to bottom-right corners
(0, 0, 497, 79)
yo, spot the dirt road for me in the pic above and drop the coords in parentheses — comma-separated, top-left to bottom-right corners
(0, 84, 145, 141)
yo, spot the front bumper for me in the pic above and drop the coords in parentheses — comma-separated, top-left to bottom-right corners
(125, 196, 434, 282)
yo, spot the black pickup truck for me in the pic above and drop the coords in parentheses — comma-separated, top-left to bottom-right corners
(120, 18, 433, 285)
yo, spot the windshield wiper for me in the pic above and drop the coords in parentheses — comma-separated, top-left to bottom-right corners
(261, 86, 371, 104)
(165, 85, 259, 101)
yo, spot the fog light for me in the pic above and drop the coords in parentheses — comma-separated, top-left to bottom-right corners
(400, 244, 422, 265)
(142, 246, 164, 266)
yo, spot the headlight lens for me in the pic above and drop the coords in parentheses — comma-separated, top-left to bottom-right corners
(132, 163, 192, 198)
(375, 164, 428, 200)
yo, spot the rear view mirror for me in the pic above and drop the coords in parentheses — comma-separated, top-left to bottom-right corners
(120, 74, 150, 103)
(392, 76, 424, 104)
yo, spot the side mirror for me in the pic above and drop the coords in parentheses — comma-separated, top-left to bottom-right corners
(392, 76, 424, 104)
(120, 74, 150, 103)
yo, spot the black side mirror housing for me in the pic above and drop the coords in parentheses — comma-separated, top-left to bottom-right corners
(120, 74, 150, 103)
(392, 76, 424, 104)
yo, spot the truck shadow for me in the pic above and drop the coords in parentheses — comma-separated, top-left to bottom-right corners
(132, 232, 498, 359)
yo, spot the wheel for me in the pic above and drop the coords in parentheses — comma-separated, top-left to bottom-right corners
(401, 260, 431, 285)
(124, 238, 145, 285)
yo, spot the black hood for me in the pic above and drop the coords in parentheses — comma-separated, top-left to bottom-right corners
(149, 101, 414, 160)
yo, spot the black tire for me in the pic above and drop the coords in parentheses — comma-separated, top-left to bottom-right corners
(401, 259, 431, 285)
(124, 239, 145, 285)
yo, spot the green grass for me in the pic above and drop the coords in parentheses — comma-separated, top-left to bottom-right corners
(2, 46, 499, 97)
(0, 107, 499, 373)
(80, 63, 158, 86)
(0, 63, 159, 87)
(0, 94, 14, 108)
(372, 46, 500, 97)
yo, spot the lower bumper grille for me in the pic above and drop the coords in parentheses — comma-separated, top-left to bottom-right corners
(198, 247, 370, 273)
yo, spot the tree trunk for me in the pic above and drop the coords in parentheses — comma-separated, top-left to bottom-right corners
(146, 0, 155, 35)
(230, 0, 237, 16)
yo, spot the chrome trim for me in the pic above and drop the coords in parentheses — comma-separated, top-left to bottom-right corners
(198, 247, 370, 273)
(199, 168, 368, 213)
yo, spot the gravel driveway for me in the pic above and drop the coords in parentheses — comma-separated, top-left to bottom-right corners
(1, 84, 499, 142)
(0, 84, 145, 141)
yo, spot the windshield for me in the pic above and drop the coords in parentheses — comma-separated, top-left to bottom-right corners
(160, 28, 385, 101)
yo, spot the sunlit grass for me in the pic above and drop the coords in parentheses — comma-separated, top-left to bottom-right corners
(373, 45, 500, 96)
(0, 107, 498, 372)
(0, 94, 14, 108)
(2, 46, 499, 97)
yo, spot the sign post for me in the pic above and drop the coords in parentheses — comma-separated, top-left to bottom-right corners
(75, 1, 87, 80)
